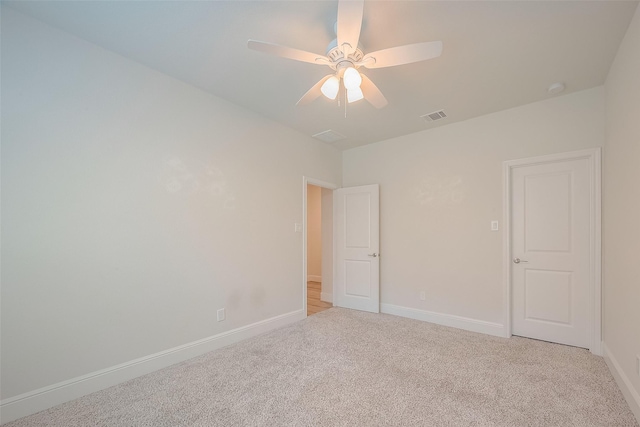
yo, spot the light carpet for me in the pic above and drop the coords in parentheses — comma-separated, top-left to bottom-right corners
(6, 308, 638, 426)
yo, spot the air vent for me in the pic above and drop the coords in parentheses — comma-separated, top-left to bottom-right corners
(421, 110, 448, 122)
(312, 129, 346, 144)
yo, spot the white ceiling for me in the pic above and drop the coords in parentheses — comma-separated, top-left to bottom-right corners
(7, 1, 638, 150)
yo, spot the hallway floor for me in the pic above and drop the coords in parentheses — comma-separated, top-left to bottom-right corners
(307, 281, 332, 316)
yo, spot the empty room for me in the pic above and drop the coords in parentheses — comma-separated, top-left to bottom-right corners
(1, 0, 639, 425)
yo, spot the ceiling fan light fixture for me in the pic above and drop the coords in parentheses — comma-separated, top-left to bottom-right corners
(321, 76, 340, 100)
(247, 0, 442, 110)
(347, 86, 364, 103)
(343, 67, 362, 90)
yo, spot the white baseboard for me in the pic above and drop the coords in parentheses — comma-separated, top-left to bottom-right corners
(603, 343, 640, 424)
(307, 275, 322, 283)
(0, 309, 305, 425)
(380, 303, 505, 338)
(320, 292, 333, 303)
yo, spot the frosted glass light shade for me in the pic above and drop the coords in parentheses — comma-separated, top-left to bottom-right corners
(321, 76, 340, 100)
(343, 67, 362, 90)
(347, 87, 364, 103)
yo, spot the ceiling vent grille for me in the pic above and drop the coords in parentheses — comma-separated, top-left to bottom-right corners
(421, 110, 448, 122)
(312, 129, 346, 144)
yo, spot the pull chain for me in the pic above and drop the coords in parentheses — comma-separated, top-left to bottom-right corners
(344, 84, 348, 118)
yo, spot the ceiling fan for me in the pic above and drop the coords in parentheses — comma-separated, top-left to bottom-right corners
(247, 0, 442, 109)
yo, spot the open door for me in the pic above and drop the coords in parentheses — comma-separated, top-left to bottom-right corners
(334, 184, 380, 313)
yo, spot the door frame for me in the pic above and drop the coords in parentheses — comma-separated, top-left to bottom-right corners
(302, 177, 338, 317)
(502, 148, 602, 355)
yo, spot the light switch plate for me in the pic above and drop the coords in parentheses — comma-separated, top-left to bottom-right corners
(491, 220, 499, 231)
(294, 223, 302, 233)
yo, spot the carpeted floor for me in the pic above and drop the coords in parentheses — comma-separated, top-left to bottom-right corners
(6, 308, 638, 426)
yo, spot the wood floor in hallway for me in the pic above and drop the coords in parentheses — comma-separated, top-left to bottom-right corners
(307, 281, 332, 316)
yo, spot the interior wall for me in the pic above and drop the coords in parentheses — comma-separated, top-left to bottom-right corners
(306, 185, 322, 281)
(603, 2, 640, 415)
(320, 187, 333, 301)
(0, 8, 341, 400)
(343, 87, 605, 326)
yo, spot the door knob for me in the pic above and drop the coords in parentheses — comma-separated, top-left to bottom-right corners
(368, 253, 379, 257)
(513, 257, 528, 264)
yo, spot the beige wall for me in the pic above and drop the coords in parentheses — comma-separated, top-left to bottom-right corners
(306, 185, 322, 280)
(1, 9, 341, 400)
(604, 3, 640, 418)
(343, 87, 605, 326)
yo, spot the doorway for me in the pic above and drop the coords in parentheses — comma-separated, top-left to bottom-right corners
(503, 148, 601, 354)
(303, 178, 337, 317)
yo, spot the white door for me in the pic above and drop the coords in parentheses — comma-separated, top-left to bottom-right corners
(511, 158, 591, 348)
(334, 184, 380, 313)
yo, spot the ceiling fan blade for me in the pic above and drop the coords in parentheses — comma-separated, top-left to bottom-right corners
(337, 0, 364, 57)
(362, 41, 443, 69)
(297, 75, 333, 106)
(248, 40, 328, 65)
(360, 74, 388, 109)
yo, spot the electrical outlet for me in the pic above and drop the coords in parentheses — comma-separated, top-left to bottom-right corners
(294, 222, 302, 233)
(419, 291, 426, 301)
(217, 308, 225, 322)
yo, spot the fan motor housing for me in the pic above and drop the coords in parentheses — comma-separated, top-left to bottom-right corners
(326, 39, 364, 66)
